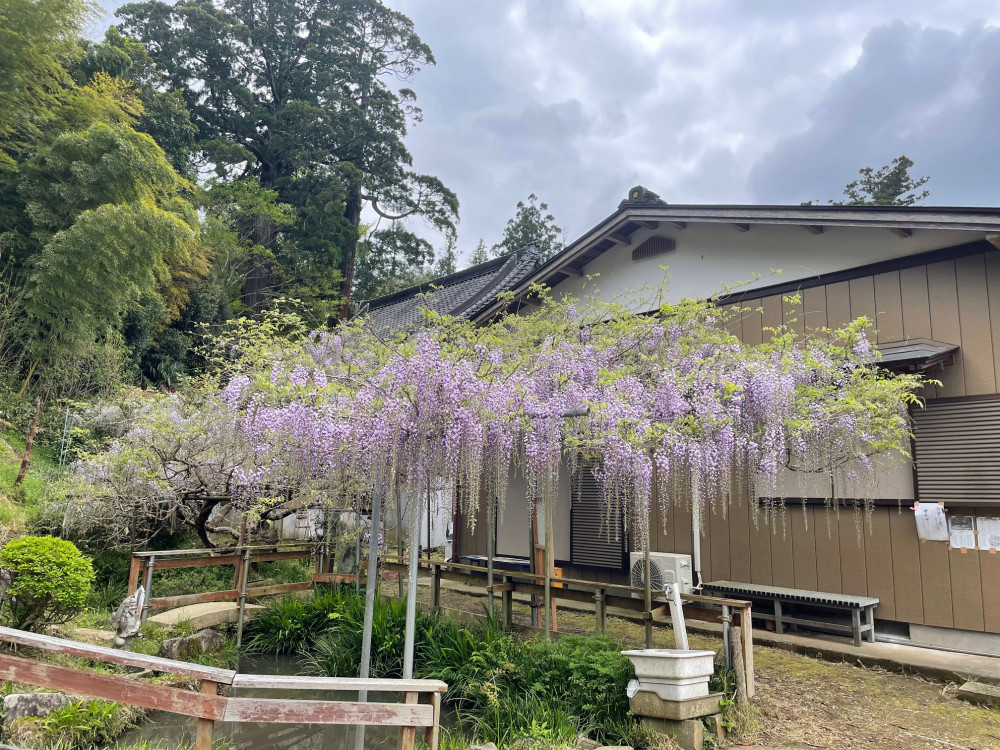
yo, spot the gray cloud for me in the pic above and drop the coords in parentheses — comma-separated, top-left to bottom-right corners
(99, 0, 1000, 259)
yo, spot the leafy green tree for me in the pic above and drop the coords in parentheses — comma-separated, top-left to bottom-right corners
(468, 238, 490, 268)
(355, 222, 435, 300)
(13, 124, 201, 389)
(435, 236, 458, 277)
(808, 155, 930, 207)
(0, 0, 97, 162)
(492, 194, 562, 261)
(117, 0, 459, 317)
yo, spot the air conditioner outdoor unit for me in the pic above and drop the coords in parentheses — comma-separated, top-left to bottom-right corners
(629, 552, 693, 597)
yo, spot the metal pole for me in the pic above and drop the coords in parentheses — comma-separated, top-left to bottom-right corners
(355, 474, 383, 750)
(691, 476, 702, 588)
(643, 542, 652, 648)
(528, 505, 538, 628)
(543, 494, 553, 639)
(486, 493, 495, 618)
(396, 488, 405, 597)
(139, 555, 155, 627)
(403, 491, 421, 679)
(235, 547, 251, 649)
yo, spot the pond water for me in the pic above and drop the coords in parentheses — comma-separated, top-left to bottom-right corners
(115, 655, 410, 750)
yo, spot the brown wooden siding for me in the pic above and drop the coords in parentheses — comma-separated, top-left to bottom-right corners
(457, 249, 1000, 634)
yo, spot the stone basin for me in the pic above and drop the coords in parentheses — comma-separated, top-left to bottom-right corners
(621, 649, 715, 681)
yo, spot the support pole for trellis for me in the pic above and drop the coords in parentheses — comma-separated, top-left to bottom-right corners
(139, 555, 155, 627)
(486, 492, 495, 619)
(643, 543, 653, 648)
(235, 547, 251, 649)
(543, 492, 553, 639)
(403, 490, 421, 679)
(355, 473, 383, 750)
(396, 489, 405, 598)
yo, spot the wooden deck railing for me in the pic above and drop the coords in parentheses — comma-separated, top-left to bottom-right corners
(368, 557, 756, 698)
(0, 626, 444, 750)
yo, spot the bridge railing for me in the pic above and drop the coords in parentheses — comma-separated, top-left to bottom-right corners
(0, 625, 444, 750)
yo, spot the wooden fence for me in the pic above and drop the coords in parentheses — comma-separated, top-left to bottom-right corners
(127, 544, 323, 610)
(0, 626, 444, 750)
(367, 557, 756, 698)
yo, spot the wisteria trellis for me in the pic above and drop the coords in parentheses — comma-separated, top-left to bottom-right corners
(94, 285, 923, 555)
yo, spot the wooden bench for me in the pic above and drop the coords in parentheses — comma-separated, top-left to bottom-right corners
(703, 581, 878, 647)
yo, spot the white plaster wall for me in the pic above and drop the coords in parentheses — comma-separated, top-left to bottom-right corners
(551, 223, 984, 310)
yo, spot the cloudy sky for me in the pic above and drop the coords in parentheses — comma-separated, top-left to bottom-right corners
(98, 0, 1000, 260)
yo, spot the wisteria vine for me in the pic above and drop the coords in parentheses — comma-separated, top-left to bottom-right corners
(79, 286, 927, 548)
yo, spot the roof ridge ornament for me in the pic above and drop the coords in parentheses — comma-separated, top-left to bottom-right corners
(619, 185, 667, 209)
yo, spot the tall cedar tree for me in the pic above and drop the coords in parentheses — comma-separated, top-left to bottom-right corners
(117, 0, 458, 319)
(492, 193, 563, 261)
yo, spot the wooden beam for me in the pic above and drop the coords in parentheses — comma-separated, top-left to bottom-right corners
(560, 266, 584, 278)
(0, 653, 227, 720)
(231, 675, 447, 693)
(149, 589, 239, 609)
(0, 626, 237, 684)
(608, 231, 632, 246)
(668, 221, 687, 230)
(987, 232, 1000, 249)
(804, 225, 824, 235)
(890, 227, 912, 238)
(221, 697, 434, 726)
(633, 220, 659, 230)
(733, 223, 751, 232)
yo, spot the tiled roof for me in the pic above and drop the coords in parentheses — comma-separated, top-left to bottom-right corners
(359, 247, 542, 333)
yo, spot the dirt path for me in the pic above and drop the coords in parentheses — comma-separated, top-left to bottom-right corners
(416, 583, 1000, 750)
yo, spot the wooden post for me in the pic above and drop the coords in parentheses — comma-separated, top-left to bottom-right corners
(423, 691, 441, 750)
(14, 397, 42, 487)
(195, 680, 217, 750)
(730, 627, 746, 704)
(430, 563, 441, 612)
(739, 605, 755, 698)
(595, 588, 606, 633)
(127, 555, 142, 597)
(398, 691, 418, 750)
(501, 575, 513, 631)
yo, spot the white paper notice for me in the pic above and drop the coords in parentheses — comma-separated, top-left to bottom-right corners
(914, 503, 949, 542)
(977, 517, 1000, 552)
(948, 515, 976, 549)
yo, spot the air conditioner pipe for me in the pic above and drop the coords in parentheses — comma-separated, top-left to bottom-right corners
(665, 581, 690, 650)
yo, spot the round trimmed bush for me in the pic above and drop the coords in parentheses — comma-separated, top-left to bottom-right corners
(0, 536, 95, 630)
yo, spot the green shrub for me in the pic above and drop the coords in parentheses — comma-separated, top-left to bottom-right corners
(7, 699, 143, 749)
(252, 587, 653, 749)
(0, 536, 94, 629)
(521, 635, 635, 742)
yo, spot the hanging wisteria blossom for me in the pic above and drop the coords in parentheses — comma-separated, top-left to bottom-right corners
(76, 285, 927, 550)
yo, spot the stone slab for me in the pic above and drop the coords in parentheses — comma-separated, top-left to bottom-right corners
(957, 681, 1000, 708)
(629, 690, 722, 721)
(148, 602, 263, 630)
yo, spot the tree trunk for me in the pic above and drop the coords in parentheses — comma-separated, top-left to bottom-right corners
(14, 398, 42, 487)
(338, 180, 363, 320)
(240, 165, 281, 312)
